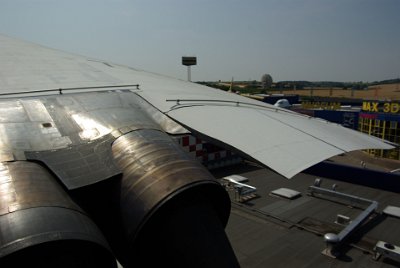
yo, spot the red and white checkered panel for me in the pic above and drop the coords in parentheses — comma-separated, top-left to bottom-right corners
(173, 135, 241, 169)
(174, 135, 205, 161)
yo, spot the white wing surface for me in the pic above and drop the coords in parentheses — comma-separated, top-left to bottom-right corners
(0, 35, 394, 178)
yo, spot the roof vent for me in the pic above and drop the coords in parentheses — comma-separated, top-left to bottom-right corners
(222, 174, 249, 183)
(373, 241, 400, 262)
(383, 206, 400, 218)
(270, 188, 301, 200)
(314, 178, 322, 187)
(335, 214, 351, 226)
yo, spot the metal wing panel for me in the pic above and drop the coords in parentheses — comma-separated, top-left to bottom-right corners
(167, 105, 393, 178)
(257, 109, 394, 151)
(0, 35, 121, 93)
(0, 89, 189, 188)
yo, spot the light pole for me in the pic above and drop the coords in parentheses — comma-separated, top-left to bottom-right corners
(182, 57, 197, 82)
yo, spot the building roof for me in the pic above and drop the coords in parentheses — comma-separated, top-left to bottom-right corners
(212, 163, 400, 267)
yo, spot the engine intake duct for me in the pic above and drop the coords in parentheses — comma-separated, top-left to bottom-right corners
(0, 161, 116, 268)
(112, 129, 239, 267)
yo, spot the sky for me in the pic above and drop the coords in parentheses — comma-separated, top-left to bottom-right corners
(0, 0, 399, 82)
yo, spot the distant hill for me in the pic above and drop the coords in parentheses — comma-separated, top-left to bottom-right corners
(197, 78, 400, 100)
(370, 78, 400, 86)
(198, 78, 400, 91)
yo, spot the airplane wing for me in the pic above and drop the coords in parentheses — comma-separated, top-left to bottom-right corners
(0, 35, 394, 267)
(0, 35, 393, 178)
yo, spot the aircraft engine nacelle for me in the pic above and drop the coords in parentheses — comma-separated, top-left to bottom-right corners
(111, 129, 239, 267)
(0, 161, 117, 268)
(0, 130, 239, 267)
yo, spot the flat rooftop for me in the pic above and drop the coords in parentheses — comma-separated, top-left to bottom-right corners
(212, 163, 400, 268)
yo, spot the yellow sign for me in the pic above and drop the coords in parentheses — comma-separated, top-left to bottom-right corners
(301, 102, 341, 110)
(362, 101, 400, 113)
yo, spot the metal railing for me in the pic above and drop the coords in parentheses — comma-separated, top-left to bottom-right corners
(0, 84, 140, 97)
(308, 180, 378, 257)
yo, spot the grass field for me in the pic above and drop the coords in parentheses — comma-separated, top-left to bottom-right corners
(271, 83, 400, 100)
